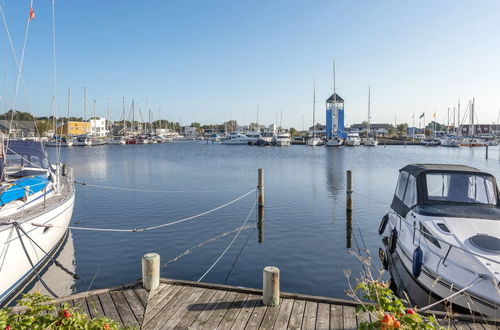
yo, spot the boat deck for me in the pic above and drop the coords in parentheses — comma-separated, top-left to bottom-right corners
(10, 278, 500, 329)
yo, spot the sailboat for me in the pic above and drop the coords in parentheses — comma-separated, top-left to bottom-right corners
(0, 1, 75, 306)
(364, 86, 378, 146)
(307, 79, 323, 146)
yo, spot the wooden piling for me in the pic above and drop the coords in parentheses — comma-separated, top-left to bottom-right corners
(263, 266, 280, 306)
(486, 145, 488, 159)
(142, 253, 160, 291)
(258, 168, 264, 208)
(346, 170, 353, 212)
(257, 207, 264, 244)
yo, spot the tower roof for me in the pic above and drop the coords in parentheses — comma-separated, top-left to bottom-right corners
(326, 93, 344, 103)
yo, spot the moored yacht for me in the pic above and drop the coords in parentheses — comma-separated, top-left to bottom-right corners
(0, 140, 75, 306)
(379, 164, 500, 317)
(344, 132, 361, 146)
(325, 136, 343, 147)
(273, 131, 291, 146)
(221, 133, 251, 145)
(440, 135, 461, 147)
(245, 131, 261, 145)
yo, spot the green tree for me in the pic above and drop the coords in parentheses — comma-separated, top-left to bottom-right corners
(289, 127, 297, 136)
(35, 120, 52, 136)
(396, 123, 408, 137)
(224, 120, 238, 133)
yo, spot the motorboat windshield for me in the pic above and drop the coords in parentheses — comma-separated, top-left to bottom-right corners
(425, 172, 497, 206)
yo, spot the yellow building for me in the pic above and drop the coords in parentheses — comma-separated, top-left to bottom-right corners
(58, 121, 91, 135)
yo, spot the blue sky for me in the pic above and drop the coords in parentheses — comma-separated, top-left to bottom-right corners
(1, 0, 499, 128)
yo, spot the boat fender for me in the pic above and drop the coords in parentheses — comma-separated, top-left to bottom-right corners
(412, 246, 423, 278)
(378, 214, 389, 235)
(389, 228, 398, 253)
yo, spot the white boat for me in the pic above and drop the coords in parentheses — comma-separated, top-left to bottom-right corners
(344, 132, 361, 146)
(45, 138, 73, 147)
(364, 137, 379, 146)
(325, 136, 343, 147)
(72, 135, 93, 146)
(440, 136, 461, 147)
(307, 137, 323, 146)
(307, 79, 322, 147)
(221, 133, 251, 145)
(0, 140, 75, 306)
(245, 131, 261, 145)
(379, 164, 500, 317)
(421, 138, 440, 146)
(273, 131, 291, 146)
(108, 136, 126, 145)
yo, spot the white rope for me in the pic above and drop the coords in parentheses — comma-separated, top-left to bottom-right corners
(197, 196, 257, 282)
(74, 181, 253, 194)
(417, 276, 485, 312)
(32, 188, 256, 232)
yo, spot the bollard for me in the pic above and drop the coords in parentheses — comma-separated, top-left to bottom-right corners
(258, 168, 265, 208)
(486, 145, 488, 160)
(346, 170, 353, 212)
(142, 253, 160, 291)
(263, 266, 280, 306)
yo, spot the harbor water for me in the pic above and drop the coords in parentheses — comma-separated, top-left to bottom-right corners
(40, 143, 499, 300)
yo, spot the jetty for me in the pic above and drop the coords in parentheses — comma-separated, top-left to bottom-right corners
(11, 276, 500, 329)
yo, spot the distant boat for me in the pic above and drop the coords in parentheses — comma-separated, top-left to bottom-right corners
(221, 133, 251, 145)
(45, 137, 73, 147)
(364, 86, 378, 147)
(440, 136, 460, 147)
(307, 79, 322, 147)
(273, 131, 291, 147)
(325, 136, 343, 147)
(421, 137, 440, 146)
(345, 132, 361, 146)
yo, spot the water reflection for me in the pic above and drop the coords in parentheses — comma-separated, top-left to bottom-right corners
(257, 207, 264, 244)
(324, 148, 346, 199)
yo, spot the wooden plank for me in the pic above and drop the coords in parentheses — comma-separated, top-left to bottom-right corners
(158, 287, 206, 329)
(73, 298, 90, 317)
(356, 309, 371, 328)
(145, 284, 174, 312)
(229, 294, 260, 330)
(273, 298, 294, 330)
(142, 285, 182, 326)
(122, 288, 146, 323)
(201, 291, 239, 329)
(134, 287, 149, 307)
(173, 289, 217, 330)
(217, 292, 250, 330)
(142, 286, 187, 329)
(86, 294, 105, 319)
(245, 298, 268, 330)
(316, 303, 330, 330)
(189, 289, 229, 329)
(287, 300, 305, 330)
(259, 299, 283, 330)
(109, 291, 139, 327)
(302, 301, 318, 330)
(330, 304, 343, 330)
(343, 306, 357, 330)
(98, 292, 123, 326)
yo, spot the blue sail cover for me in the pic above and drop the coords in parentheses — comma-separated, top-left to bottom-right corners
(0, 176, 48, 206)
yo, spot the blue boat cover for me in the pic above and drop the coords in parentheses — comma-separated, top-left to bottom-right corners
(0, 176, 48, 206)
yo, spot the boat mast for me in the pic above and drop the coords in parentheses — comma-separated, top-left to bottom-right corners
(457, 99, 461, 137)
(122, 97, 126, 136)
(367, 85, 371, 137)
(107, 98, 111, 138)
(84, 87, 87, 134)
(93, 99, 96, 136)
(67, 86, 70, 137)
(312, 78, 316, 139)
(333, 59, 337, 138)
(471, 98, 475, 136)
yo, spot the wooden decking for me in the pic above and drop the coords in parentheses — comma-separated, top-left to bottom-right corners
(12, 278, 500, 329)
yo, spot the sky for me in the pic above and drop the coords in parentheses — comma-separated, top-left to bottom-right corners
(1, 0, 499, 129)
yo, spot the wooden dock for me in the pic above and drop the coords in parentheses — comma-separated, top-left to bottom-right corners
(11, 278, 500, 329)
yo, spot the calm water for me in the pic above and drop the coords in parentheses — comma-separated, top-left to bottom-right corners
(44, 143, 499, 299)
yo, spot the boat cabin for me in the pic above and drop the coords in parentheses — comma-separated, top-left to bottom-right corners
(391, 164, 500, 219)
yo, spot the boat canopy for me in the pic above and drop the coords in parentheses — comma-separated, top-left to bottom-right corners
(391, 163, 500, 219)
(1, 141, 49, 179)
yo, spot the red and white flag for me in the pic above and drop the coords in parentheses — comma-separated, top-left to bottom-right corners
(29, 7, 36, 21)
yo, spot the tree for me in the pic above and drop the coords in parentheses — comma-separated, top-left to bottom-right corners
(249, 122, 259, 131)
(36, 120, 52, 136)
(396, 123, 408, 137)
(424, 128, 432, 137)
(289, 127, 297, 136)
(224, 120, 238, 133)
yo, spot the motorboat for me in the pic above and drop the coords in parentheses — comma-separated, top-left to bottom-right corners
(440, 136, 461, 147)
(45, 137, 73, 147)
(307, 137, 323, 146)
(460, 138, 487, 147)
(0, 140, 75, 306)
(221, 133, 251, 145)
(273, 131, 291, 147)
(379, 164, 500, 317)
(108, 136, 126, 145)
(325, 136, 343, 147)
(72, 135, 93, 146)
(421, 138, 440, 146)
(344, 132, 361, 146)
(245, 131, 261, 145)
(364, 137, 378, 147)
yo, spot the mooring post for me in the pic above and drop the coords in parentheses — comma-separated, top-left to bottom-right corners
(485, 145, 488, 159)
(142, 253, 160, 291)
(263, 266, 280, 306)
(258, 168, 265, 208)
(346, 170, 353, 212)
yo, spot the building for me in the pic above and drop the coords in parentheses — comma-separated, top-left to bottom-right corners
(325, 93, 347, 139)
(407, 127, 424, 137)
(89, 118, 108, 137)
(458, 124, 500, 137)
(59, 121, 91, 136)
(350, 123, 392, 136)
(308, 124, 326, 137)
(181, 126, 198, 138)
(0, 120, 37, 138)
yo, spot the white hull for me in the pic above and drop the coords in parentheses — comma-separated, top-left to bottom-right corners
(45, 142, 73, 147)
(307, 138, 323, 146)
(345, 139, 361, 146)
(325, 138, 343, 147)
(364, 139, 378, 147)
(275, 138, 291, 146)
(0, 189, 75, 305)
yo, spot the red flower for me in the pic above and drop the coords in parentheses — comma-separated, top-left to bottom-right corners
(63, 309, 71, 318)
(406, 309, 415, 314)
(103, 323, 110, 330)
(5, 326, 11, 330)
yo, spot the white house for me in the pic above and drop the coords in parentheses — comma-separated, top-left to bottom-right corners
(90, 118, 109, 137)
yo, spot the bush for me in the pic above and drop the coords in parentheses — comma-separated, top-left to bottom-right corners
(0, 292, 136, 330)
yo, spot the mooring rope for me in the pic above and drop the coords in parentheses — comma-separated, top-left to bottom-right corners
(197, 195, 258, 282)
(32, 188, 256, 232)
(73, 180, 252, 194)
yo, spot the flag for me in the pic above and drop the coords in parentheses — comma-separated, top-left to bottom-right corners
(433, 111, 436, 119)
(419, 112, 425, 119)
(29, 7, 36, 21)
